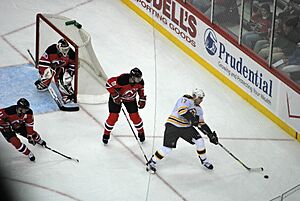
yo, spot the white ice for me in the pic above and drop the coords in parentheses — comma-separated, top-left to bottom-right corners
(0, 0, 300, 201)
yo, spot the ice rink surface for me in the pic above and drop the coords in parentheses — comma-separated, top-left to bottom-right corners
(0, 0, 300, 200)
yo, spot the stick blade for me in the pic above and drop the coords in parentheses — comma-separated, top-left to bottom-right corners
(249, 167, 264, 172)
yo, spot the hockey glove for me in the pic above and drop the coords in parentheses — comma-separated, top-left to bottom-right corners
(28, 136, 36, 146)
(207, 131, 218, 145)
(111, 92, 121, 105)
(0, 125, 13, 134)
(37, 139, 47, 147)
(138, 96, 146, 109)
(11, 122, 21, 130)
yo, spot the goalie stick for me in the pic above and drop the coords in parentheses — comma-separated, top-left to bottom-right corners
(219, 142, 264, 172)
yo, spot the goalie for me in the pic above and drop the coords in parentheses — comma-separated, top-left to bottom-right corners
(34, 38, 76, 104)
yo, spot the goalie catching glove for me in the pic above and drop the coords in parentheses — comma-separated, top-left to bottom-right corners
(198, 124, 219, 145)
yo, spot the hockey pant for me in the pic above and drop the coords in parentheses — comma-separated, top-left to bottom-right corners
(1, 130, 31, 156)
(104, 112, 144, 136)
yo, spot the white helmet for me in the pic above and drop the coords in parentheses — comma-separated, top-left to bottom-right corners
(57, 39, 70, 57)
(192, 88, 205, 98)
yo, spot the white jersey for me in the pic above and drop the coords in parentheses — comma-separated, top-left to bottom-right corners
(166, 95, 204, 128)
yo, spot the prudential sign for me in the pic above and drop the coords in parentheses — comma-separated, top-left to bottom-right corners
(204, 28, 273, 105)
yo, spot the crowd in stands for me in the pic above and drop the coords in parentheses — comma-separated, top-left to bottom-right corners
(187, 0, 300, 85)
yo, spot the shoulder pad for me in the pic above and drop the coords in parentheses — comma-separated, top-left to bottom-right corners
(68, 49, 75, 60)
(26, 109, 33, 115)
(117, 74, 130, 86)
(5, 105, 17, 115)
(45, 44, 59, 55)
(183, 95, 193, 99)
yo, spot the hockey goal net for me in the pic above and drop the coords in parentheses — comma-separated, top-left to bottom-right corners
(36, 13, 108, 104)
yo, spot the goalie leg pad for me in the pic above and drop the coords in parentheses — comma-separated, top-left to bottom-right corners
(58, 72, 75, 103)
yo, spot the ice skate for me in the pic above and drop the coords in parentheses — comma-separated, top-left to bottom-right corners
(200, 158, 213, 170)
(146, 158, 156, 173)
(28, 152, 35, 162)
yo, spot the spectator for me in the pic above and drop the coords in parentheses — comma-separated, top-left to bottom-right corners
(242, 3, 272, 49)
(258, 19, 300, 63)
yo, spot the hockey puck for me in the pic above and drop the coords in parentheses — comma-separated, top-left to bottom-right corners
(264, 175, 269, 179)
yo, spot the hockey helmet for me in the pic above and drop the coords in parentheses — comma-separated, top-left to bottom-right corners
(130, 67, 142, 83)
(17, 98, 30, 109)
(130, 67, 142, 78)
(192, 88, 205, 99)
(57, 38, 70, 57)
(16, 98, 30, 115)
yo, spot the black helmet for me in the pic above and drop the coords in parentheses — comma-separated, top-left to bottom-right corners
(17, 98, 30, 109)
(130, 68, 142, 78)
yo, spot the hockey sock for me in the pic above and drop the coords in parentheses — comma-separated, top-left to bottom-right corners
(193, 138, 207, 161)
(129, 112, 144, 133)
(104, 113, 119, 135)
(10, 136, 30, 156)
(153, 146, 172, 163)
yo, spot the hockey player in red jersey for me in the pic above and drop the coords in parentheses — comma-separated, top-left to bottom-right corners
(0, 98, 47, 161)
(34, 38, 76, 103)
(103, 68, 147, 144)
(146, 89, 218, 173)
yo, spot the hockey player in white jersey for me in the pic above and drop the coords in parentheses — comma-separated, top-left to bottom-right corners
(146, 88, 218, 173)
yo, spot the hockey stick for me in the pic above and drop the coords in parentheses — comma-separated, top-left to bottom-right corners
(27, 49, 37, 67)
(121, 107, 149, 163)
(219, 142, 263, 172)
(45, 145, 79, 162)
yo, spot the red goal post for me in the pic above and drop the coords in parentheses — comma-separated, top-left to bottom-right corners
(35, 13, 108, 104)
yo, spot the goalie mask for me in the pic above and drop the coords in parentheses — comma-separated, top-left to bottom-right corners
(57, 39, 70, 57)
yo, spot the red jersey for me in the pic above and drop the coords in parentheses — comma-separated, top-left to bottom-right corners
(38, 44, 75, 78)
(251, 14, 272, 34)
(0, 105, 35, 135)
(105, 73, 145, 102)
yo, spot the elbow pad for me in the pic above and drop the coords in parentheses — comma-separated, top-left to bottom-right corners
(199, 123, 213, 135)
(182, 111, 199, 126)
